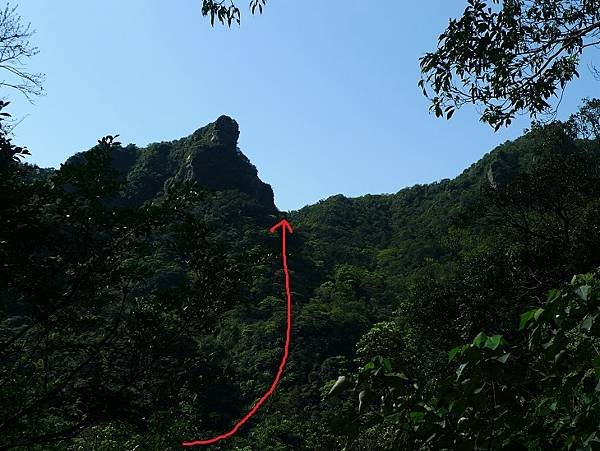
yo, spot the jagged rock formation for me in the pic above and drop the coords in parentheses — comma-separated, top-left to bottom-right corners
(67, 115, 276, 211)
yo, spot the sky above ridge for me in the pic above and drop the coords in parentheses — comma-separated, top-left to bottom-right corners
(10, 1, 600, 211)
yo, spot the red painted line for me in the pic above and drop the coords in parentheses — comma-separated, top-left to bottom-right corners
(182, 219, 294, 447)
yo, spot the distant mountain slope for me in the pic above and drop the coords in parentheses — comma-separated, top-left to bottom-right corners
(61, 115, 594, 300)
(59, 115, 592, 292)
(289, 127, 585, 276)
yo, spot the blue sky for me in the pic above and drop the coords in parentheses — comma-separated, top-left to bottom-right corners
(10, 1, 600, 211)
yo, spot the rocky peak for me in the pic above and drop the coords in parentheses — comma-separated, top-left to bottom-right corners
(108, 116, 277, 211)
(213, 115, 240, 147)
(191, 114, 240, 149)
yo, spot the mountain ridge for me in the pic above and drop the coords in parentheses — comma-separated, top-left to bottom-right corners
(64, 115, 276, 212)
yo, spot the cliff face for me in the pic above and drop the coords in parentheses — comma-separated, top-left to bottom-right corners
(183, 115, 275, 208)
(69, 115, 276, 211)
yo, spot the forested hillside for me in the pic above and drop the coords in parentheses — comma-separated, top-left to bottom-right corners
(2, 99, 600, 450)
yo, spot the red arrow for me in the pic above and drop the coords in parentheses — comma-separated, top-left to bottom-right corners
(182, 219, 294, 447)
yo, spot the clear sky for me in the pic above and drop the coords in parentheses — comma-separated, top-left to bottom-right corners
(10, 1, 600, 211)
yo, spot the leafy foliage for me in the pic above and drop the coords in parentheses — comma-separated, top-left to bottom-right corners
(0, 2, 44, 99)
(336, 274, 600, 450)
(3, 99, 600, 449)
(420, 0, 600, 129)
(200, 0, 267, 26)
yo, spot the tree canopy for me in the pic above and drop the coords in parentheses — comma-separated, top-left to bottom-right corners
(5, 99, 600, 448)
(3, 2, 600, 449)
(0, 3, 44, 100)
(420, 0, 600, 130)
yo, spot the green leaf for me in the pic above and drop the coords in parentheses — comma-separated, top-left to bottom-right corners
(582, 313, 597, 331)
(547, 288, 562, 302)
(409, 411, 425, 424)
(520, 309, 536, 330)
(536, 398, 557, 417)
(363, 361, 375, 371)
(484, 335, 502, 350)
(382, 358, 393, 372)
(494, 352, 510, 364)
(576, 285, 592, 301)
(448, 345, 462, 362)
(472, 332, 487, 347)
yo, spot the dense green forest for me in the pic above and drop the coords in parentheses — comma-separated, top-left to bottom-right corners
(3, 96, 600, 449)
(2, 1, 600, 449)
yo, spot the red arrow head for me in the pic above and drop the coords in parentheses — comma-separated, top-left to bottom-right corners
(269, 219, 293, 234)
